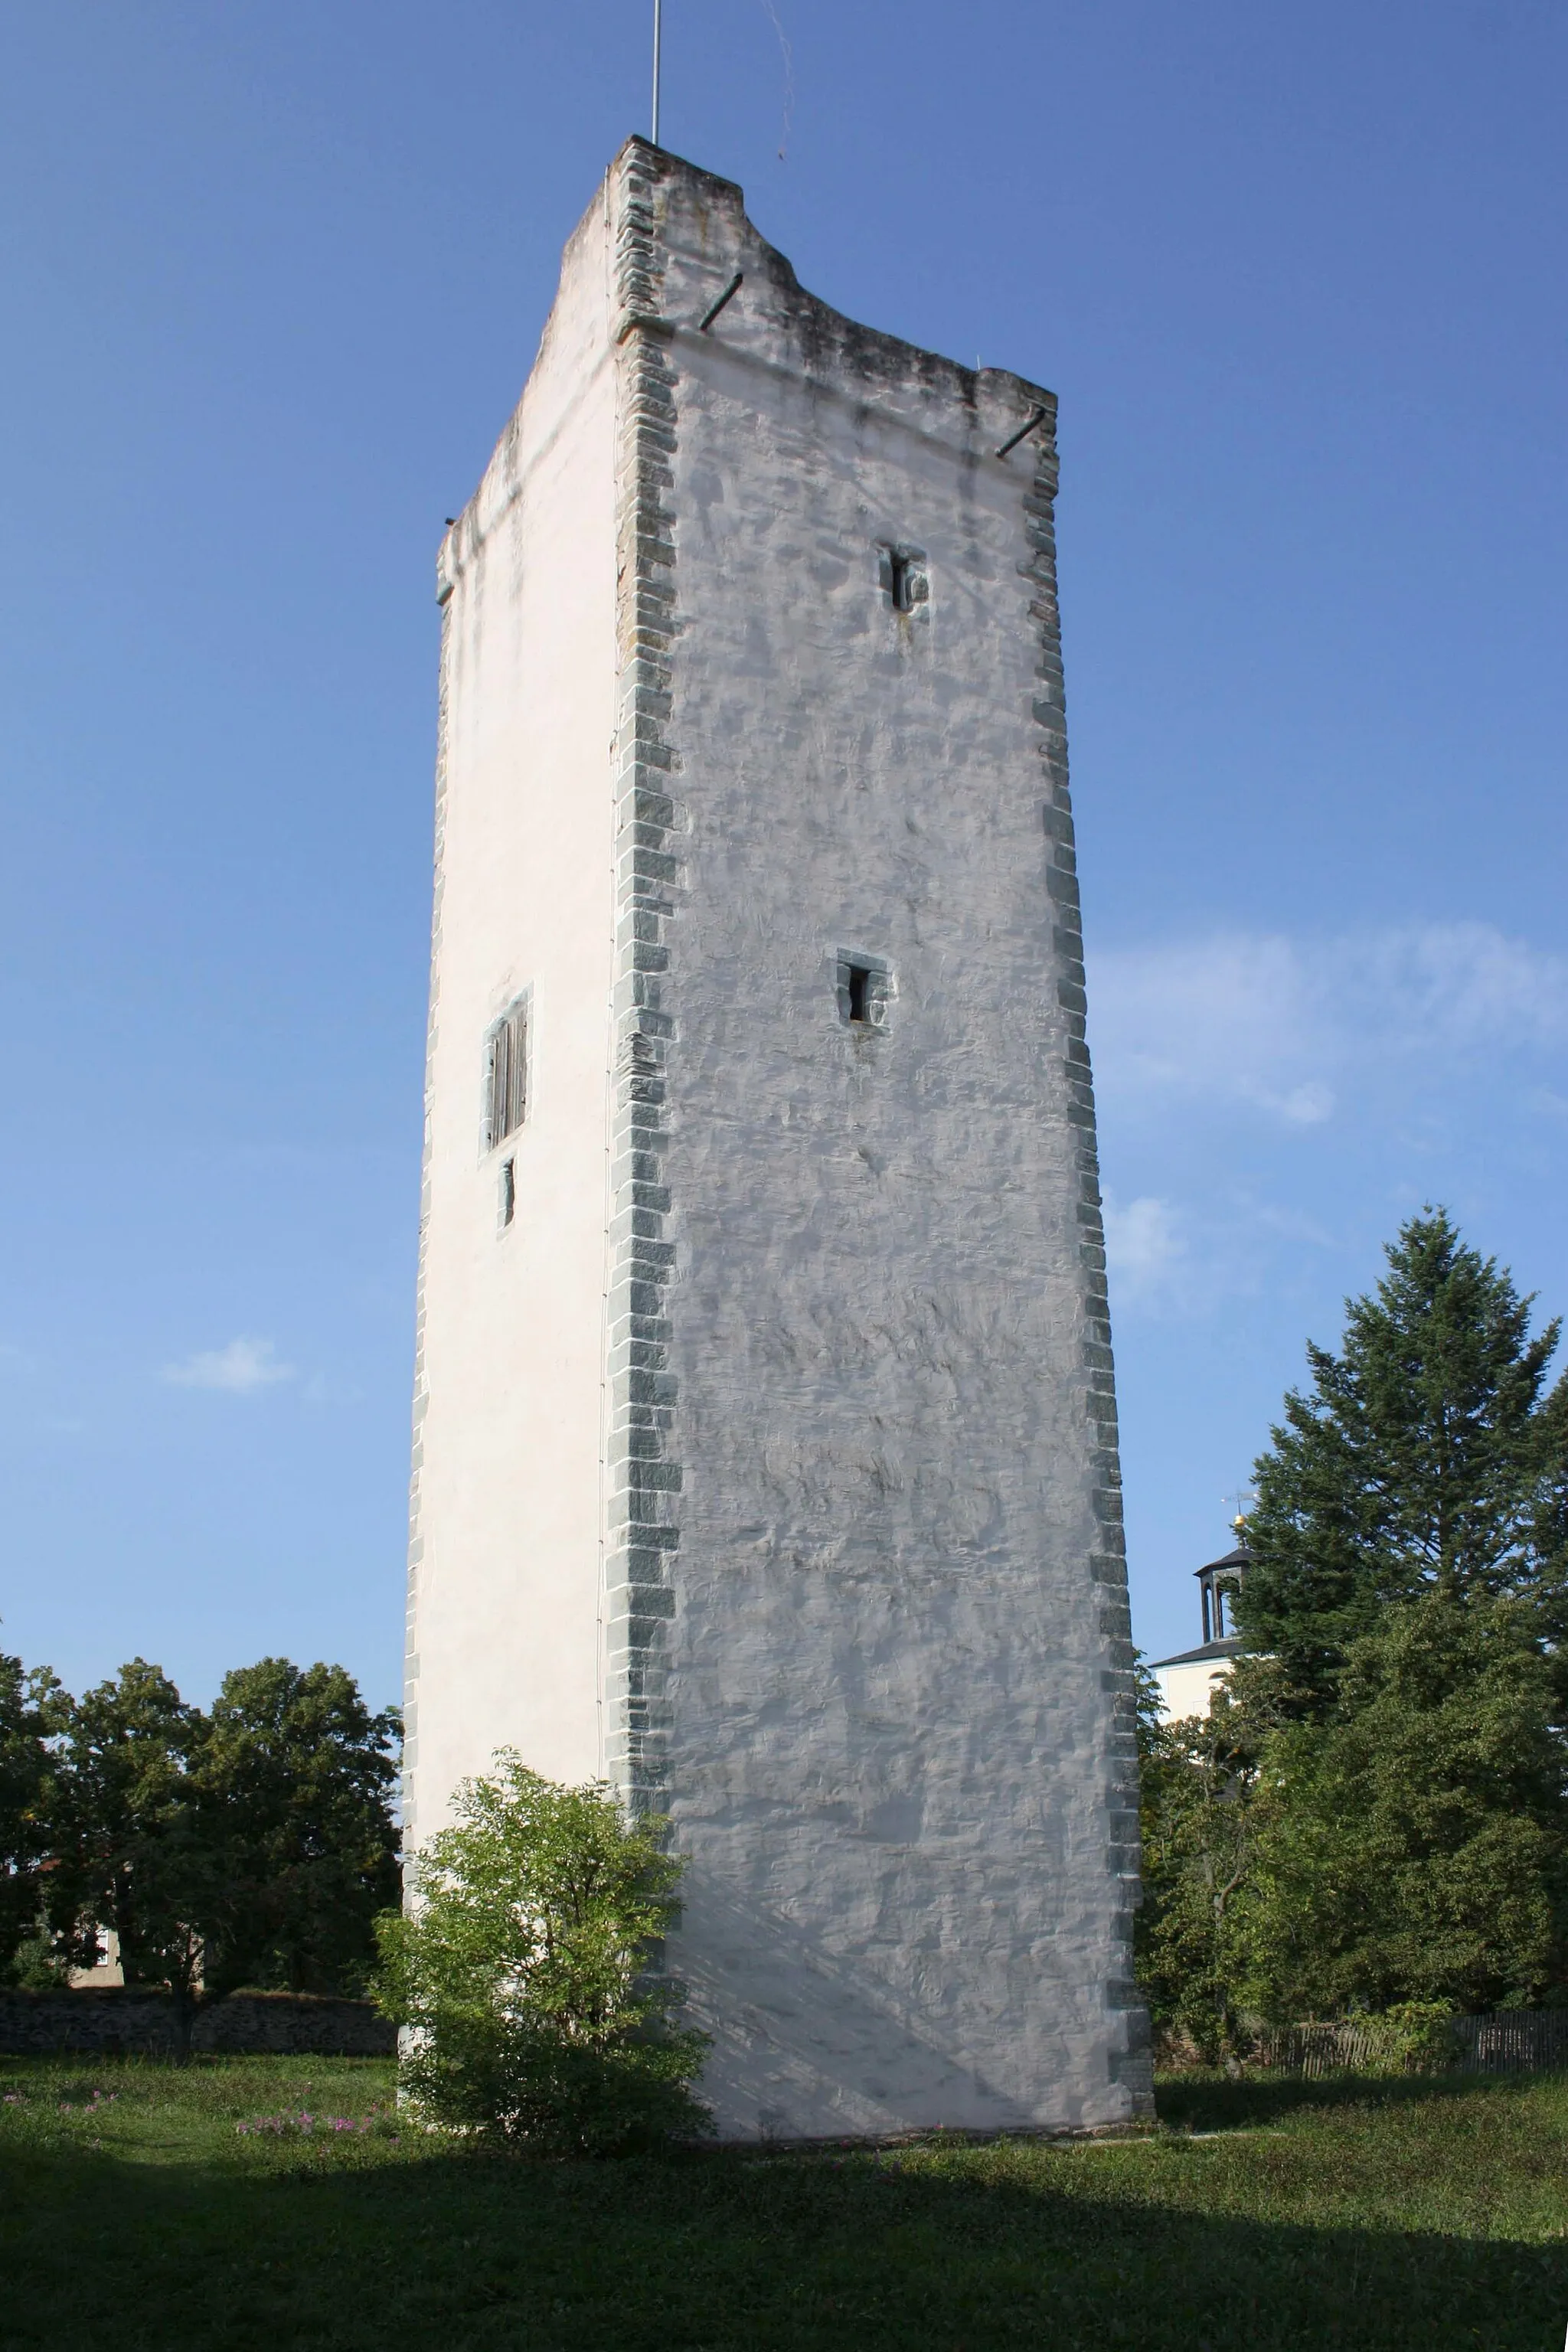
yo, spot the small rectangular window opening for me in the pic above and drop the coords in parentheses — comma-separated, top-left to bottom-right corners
(501, 1158, 516, 1227)
(880, 543, 927, 615)
(484, 998, 529, 1152)
(838, 951, 891, 1029)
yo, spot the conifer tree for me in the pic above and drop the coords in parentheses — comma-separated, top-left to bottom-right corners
(1236, 1208, 1568, 1713)
(1139, 1213, 1568, 2030)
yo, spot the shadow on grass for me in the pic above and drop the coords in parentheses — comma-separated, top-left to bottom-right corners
(4, 2113, 1567, 2352)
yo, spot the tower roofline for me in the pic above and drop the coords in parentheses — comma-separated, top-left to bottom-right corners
(444, 136, 1059, 582)
(604, 135, 1055, 415)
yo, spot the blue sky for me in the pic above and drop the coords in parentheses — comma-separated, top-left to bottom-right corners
(2, 1, 1563, 1708)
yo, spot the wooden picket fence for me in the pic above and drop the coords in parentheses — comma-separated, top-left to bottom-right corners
(1451, 2012, 1568, 2074)
(1253, 2011, 1568, 2079)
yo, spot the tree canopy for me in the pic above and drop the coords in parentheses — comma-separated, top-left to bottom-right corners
(0, 1648, 400, 2020)
(1243, 1590, 1568, 2016)
(198, 1657, 400, 1997)
(1236, 1207, 1568, 1713)
(1140, 1210, 1568, 2047)
(1135, 1661, 1269, 2058)
(0, 1652, 64, 1984)
(46, 1658, 214, 2021)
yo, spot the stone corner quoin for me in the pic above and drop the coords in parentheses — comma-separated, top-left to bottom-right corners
(403, 132, 1152, 2142)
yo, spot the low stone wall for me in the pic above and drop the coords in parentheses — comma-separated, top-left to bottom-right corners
(0, 1987, 396, 2058)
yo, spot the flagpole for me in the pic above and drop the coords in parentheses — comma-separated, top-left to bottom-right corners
(651, 0, 662, 146)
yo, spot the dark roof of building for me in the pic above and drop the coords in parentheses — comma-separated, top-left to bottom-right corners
(1195, 1545, 1251, 1579)
(1148, 1636, 1245, 1671)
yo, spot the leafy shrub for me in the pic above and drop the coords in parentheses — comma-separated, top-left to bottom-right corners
(1357, 2001, 1459, 2076)
(374, 1755, 710, 2156)
(6, 1932, 73, 1990)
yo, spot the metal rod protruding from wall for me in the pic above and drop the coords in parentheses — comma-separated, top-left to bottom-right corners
(699, 271, 743, 332)
(652, 0, 662, 146)
(995, 405, 1048, 461)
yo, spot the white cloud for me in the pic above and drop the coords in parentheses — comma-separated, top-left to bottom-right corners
(162, 1337, 295, 1394)
(1276, 1081, 1334, 1126)
(1089, 921, 1568, 1129)
(1103, 1194, 1184, 1303)
(1359, 923, 1568, 1053)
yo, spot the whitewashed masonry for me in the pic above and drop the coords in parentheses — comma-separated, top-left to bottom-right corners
(404, 138, 1151, 2139)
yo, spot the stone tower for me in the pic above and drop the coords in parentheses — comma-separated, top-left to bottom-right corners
(403, 139, 1149, 2140)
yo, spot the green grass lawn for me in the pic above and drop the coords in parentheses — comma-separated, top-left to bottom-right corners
(3, 2056, 1567, 2350)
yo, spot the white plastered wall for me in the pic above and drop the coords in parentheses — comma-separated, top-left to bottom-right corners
(1155, 1658, 1238, 1720)
(635, 165, 1140, 2138)
(404, 188, 619, 1838)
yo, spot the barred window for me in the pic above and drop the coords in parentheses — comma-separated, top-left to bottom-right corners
(484, 998, 529, 1151)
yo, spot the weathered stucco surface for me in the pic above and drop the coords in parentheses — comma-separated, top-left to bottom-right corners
(407, 139, 1149, 2139)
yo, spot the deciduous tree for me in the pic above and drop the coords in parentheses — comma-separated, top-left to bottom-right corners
(1135, 1660, 1276, 2060)
(47, 1659, 218, 2049)
(1243, 1590, 1568, 2016)
(198, 1657, 400, 1996)
(0, 1651, 64, 1982)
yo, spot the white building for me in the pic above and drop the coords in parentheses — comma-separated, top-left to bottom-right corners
(403, 138, 1150, 2140)
(1149, 1543, 1249, 1720)
(67, 1927, 123, 1988)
